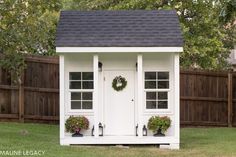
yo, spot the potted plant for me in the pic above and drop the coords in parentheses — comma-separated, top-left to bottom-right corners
(147, 116, 171, 136)
(65, 116, 89, 137)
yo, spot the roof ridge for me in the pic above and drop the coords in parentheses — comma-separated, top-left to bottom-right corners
(61, 9, 175, 12)
(60, 10, 177, 15)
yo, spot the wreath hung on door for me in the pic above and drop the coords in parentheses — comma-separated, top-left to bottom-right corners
(112, 75, 127, 91)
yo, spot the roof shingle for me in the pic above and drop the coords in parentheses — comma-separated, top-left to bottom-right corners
(56, 10, 183, 47)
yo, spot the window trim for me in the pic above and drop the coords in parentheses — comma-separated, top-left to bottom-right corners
(144, 91, 170, 112)
(143, 71, 171, 112)
(68, 72, 94, 112)
(69, 91, 94, 113)
(144, 71, 170, 90)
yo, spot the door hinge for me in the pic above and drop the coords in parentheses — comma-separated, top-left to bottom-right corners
(104, 77, 105, 81)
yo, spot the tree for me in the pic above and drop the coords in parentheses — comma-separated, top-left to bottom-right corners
(175, 0, 232, 69)
(219, 0, 236, 24)
(63, 0, 236, 70)
(218, 0, 236, 67)
(0, 0, 61, 83)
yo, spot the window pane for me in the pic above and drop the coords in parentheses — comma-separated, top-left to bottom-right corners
(70, 81, 81, 89)
(158, 72, 169, 80)
(82, 72, 93, 80)
(145, 81, 156, 89)
(158, 92, 168, 100)
(71, 92, 81, 100)
(158, 81, 169, 89)
(82, 101, 93, 109)
(82, 81, 93, 89)
(146, 101, 156, 109)
(71, 101, 81, 109)
(70, 72, 81, 80)
(145, 72, 156, 80)
(158, 101, 168, 109)
(82, 92, 93, 100)
(146, 92, 156, 100)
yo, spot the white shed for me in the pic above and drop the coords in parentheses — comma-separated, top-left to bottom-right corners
(56, 10, 183, 149)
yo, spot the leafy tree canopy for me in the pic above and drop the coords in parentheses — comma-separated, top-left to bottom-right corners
(219, 0, 236, 24)
(0, 0, 61, 83)
(63, 0, 236, 70)
(0, 0, 236, 84)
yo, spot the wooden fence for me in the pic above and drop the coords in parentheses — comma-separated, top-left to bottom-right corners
(180, 70, 236, 127)
(0, 55, 235, 126)
(0, 55, 59, 123)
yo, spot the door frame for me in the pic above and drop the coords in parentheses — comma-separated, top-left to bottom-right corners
(103, 69, 137, 136)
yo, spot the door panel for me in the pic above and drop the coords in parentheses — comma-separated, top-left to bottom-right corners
(104, 71, 135, 136)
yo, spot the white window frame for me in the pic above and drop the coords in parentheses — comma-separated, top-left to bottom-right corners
(143, 71, 171, 113)
(68, 72, 94, 113)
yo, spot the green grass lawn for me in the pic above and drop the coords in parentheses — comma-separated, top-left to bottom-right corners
(0, 122, 236, 157)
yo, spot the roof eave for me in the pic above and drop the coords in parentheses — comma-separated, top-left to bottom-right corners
(56, 47, 183, 53)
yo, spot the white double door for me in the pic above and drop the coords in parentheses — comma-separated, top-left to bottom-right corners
(103, 70, 135, 136)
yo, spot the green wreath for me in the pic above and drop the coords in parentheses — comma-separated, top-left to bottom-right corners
(112, 76, 127, 91)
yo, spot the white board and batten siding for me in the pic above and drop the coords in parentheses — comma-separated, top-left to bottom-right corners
(59, 50, 181, 149)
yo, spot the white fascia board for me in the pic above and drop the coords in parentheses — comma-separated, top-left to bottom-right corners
(56, 47, 183, 53)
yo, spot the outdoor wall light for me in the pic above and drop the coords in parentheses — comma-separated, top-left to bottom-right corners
(98, 62, 103, 72)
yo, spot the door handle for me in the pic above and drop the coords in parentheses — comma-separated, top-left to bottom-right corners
(131, 99, 134, 101)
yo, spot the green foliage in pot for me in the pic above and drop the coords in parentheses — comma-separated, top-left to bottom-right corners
(147, 116, 171, 133)
(65, 116, 89, 133)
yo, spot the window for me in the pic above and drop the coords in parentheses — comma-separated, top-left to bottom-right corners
(144, 72, 169, 110)
(69, 72, 93, 110)
(146, 92, 168, 109)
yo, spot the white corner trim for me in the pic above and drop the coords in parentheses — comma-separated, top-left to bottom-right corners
(56, 47, 183, 53)
(93, 54, 99, 138)
(59, 55, 65, 139)
(174, 53, 180, 144)
(137, 54, 143, 137)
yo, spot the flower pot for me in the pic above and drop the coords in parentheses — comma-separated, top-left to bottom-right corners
(72, 128, 83, 137)
(153, 128, 165, 137)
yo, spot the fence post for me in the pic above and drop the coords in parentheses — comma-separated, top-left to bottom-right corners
(19, 72, 24, 122)
(228, 72, 233, 127)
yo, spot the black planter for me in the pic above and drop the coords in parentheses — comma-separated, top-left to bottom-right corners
(72, 129, 83, 137)
(153, 128, 165, 137)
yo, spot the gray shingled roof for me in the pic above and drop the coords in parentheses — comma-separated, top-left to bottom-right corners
(56, 10, 183, 47)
